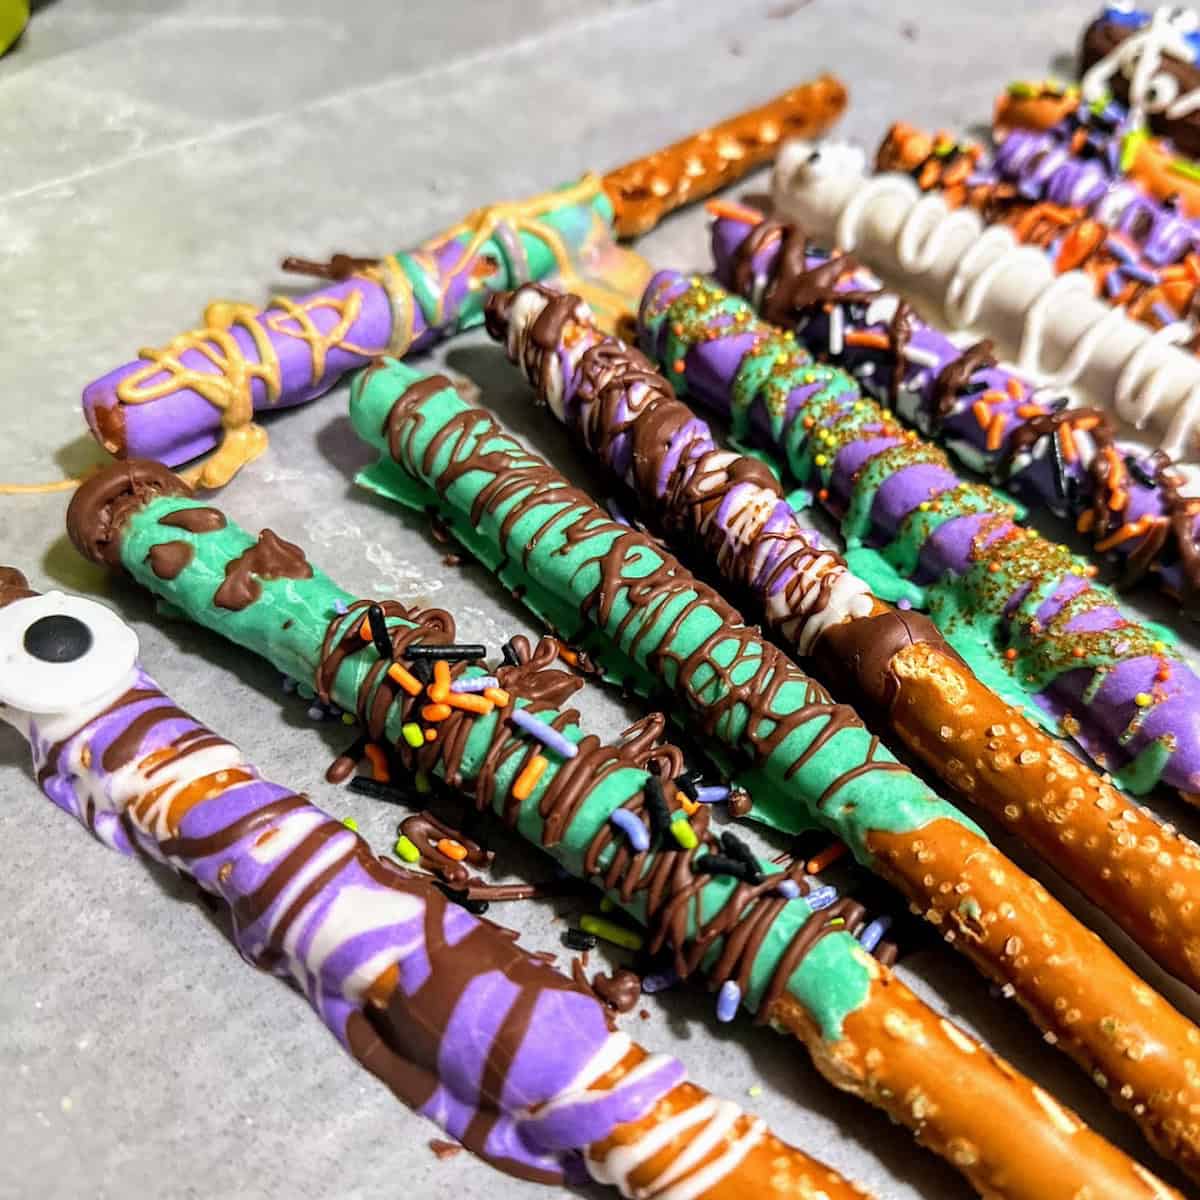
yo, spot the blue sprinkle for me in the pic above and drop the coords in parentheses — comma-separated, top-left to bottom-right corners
(306, 704, 325, 722)
(858, 916, 893, 953)
(806, 884, 839, 911)
(511, 707, 579, 759)
(641, 969, 680, 994)
(610, 808, 650, 853)
(451, 675, 500, 694)
(333, 600, 349, 616)
(695, 785, 730, 804)
(896, 597, 912, 611)
(1152, 301, 1178, 327)
(775, 878, 801, 900)
(1105, 270, 1126, 298)
(716, 980, 741, 1023)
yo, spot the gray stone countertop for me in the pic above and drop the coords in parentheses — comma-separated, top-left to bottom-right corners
(4, 2, 1200, 1197)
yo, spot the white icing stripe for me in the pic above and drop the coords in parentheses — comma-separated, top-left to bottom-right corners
(772, 141, 1200, 460)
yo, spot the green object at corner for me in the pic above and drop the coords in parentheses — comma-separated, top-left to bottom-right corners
(0, 0, 27, 55)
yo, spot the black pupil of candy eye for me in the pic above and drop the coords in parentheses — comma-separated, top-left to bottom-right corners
(22, 614, 93, 663)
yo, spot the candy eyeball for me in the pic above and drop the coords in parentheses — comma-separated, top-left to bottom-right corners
(1141, 70, 1181, 111)
(0, 591, 138, 714)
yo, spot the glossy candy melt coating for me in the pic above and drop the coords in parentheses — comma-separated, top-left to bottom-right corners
(639, 271, 1200, 800)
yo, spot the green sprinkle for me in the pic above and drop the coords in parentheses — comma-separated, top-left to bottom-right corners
(395, 835, 420, 863)
(580, 915, 644, 952)
(401, 722, 424, 748)
(599, 895, 615, 913)
(342, 817, 358, 832)
(415, 771, 432, 794)
(671, 819, 699, 850)
(341, 713, 356, 725)
(747, 1085, 763, 1098)
(1120, 127, 1148, 173)
(1169, 157, 1200, 182)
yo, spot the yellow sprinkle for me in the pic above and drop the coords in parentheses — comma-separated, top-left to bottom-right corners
(580, 915, 644, 952)
(1152, 641, 1167, 653)
(342, 817, 358, 832)
(747, 1085, 763, 1098)
(919, 502, 931, 512)
(671, 818, 699, 850)
(1134, 693, 1152, 708)
(401, 723, 424, 748)
(395, 835, 421, 863)
(813, 454, 828, 467)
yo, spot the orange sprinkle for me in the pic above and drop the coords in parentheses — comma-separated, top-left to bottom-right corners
(1016, 404, 1043, 419)
(445, 691, 494, 715)
(1057, 422, 1079, 463)
(483, 687, 511, 707)
(358, 616, 373, 642)
(986, 412, 1007, 451)
(672, 359, 686, 373)
(1004, 648, 1018, 660)
(1006, 377, 1023, 400)
(556, 641, 580, 666)
(844, 330, 891, 350)
(1157, 665, 1172, 682)
(387, 662, 423, 696)
(364, 743, 390, 782)
(806, 841, 848, 875)
(988, 561, 1002, 573)
(1077, 509, 1096, 534)
(972, 400, 992, 429)
(424, 728, 437, 742)
(704, 198, 766, 225)
(421, 703, 452, 722)
(678, 794, 701, 816)
(437, 838, 468, 862)
(513, 754, 549, 800)
(1094, 515, 1155, 551)
(1108, 488, 1128, 512)
(1072, 646, 1086, 658)
(1085, 564, 1099, 577)
(981, 390, 1008, 408)
(817, 488, 829, 502)
(1073, 414, 1102, 433)
(430, 659, 452, 703)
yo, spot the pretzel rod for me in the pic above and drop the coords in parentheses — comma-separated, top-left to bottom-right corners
(487, 279, 1200, 1003)
(602, 75, 847, 238)
(79, 78, 846, 488)
(55, 476, 1146, 1200)
(771, 143, 1200, 464)
(344, 358, 1200, 1183)
(0, 567, 878, 1200)
(878, 121, 1200, 344)
(710, 211, 1200, 635)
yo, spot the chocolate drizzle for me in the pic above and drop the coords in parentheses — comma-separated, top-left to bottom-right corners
(213, 529, 314, 611)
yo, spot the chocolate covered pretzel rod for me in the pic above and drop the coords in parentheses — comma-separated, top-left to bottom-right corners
(0, 567, 881, 1200)
(486, 279, 1200, 998)
(771, 142, 1200, 462)
(637, 270, 1200, 807)
(58, 473, 1149, 1200)
(709, 207, 1200, 621)
(337, 360, 1200, 1181)
(80, 77, 846, 488)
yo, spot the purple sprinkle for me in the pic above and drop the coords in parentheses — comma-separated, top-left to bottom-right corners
(333, 600, 349, 615)
(806, 884, 839, 911)
(511, 707, 579, 759)
(858, 916, 893, 953)
(775, 878, 801, 899)
(1105, 270, 1126, 298)
(451, 675, 500, 694)
(306, 704, 325, 722)
(1152, 301, 1178, 327)
(610, 808, 650, 853)
(716, 980, 741, 1023)
(896, 597, 913, 611)
(642, 969, 680, 994)
(1103, 235, 1135, 263)
(695, 785, 730, 804)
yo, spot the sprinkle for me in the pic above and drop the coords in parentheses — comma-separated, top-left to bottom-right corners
(1134, 693, 1153, 708)
(610, 808, 651, 853)
(405, 643, 488, 661)
(1004, 648, 1018, 661)
(672, 359, 686, 374)
(675, 774, 699, 801)
(716, 981, 741, 1023)
(695, 854, 751, 880)
(365, 604, 395, 663)
(858, 916, 893, 953)
(671, 819, 699, 850)
(501, 640, 521, 667)
(600, 896, 615, 913)
(451, 675, 500, 694)
(513, 754, 549, 800)
(721, 831, 764, 884)
(306, 704, 325, 721)
(1072, 646, 1086, 658)
(332, 600, 349, 616)
(395, 835, 420, 863)
(414, 772, 432, 794)
(484, 687, 511, 707)
(806, 841, 847, 874)
(401, 723, 424, 749)
(364, 743, 390, 781)
(421, 703, 452, 722)
(563, 928, 598, 952)
(350, 776, 409, 802)
(429, 659, 452, 703)
(341, 713, 356, 725)
(747, 1085, 763, 1098)
(775, 878, 801, 899)
(511, 707, 579, 758)
(556, 640, 580, 667)
(409, 657, 433, 685)
(806, 884, 839, 911)
(437, 838, 468, 862)
(342, 817, 358, 832)
(644, 777, 673, 838)
(897, 598, 912, 611)
(814, 453, 828, 467)
(641, 969, 680, 994)
(579, 915, 643, 952)
(425, 728, 438, 742)
(444, 691, 494, 715)
(696, 785, 730, 804)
